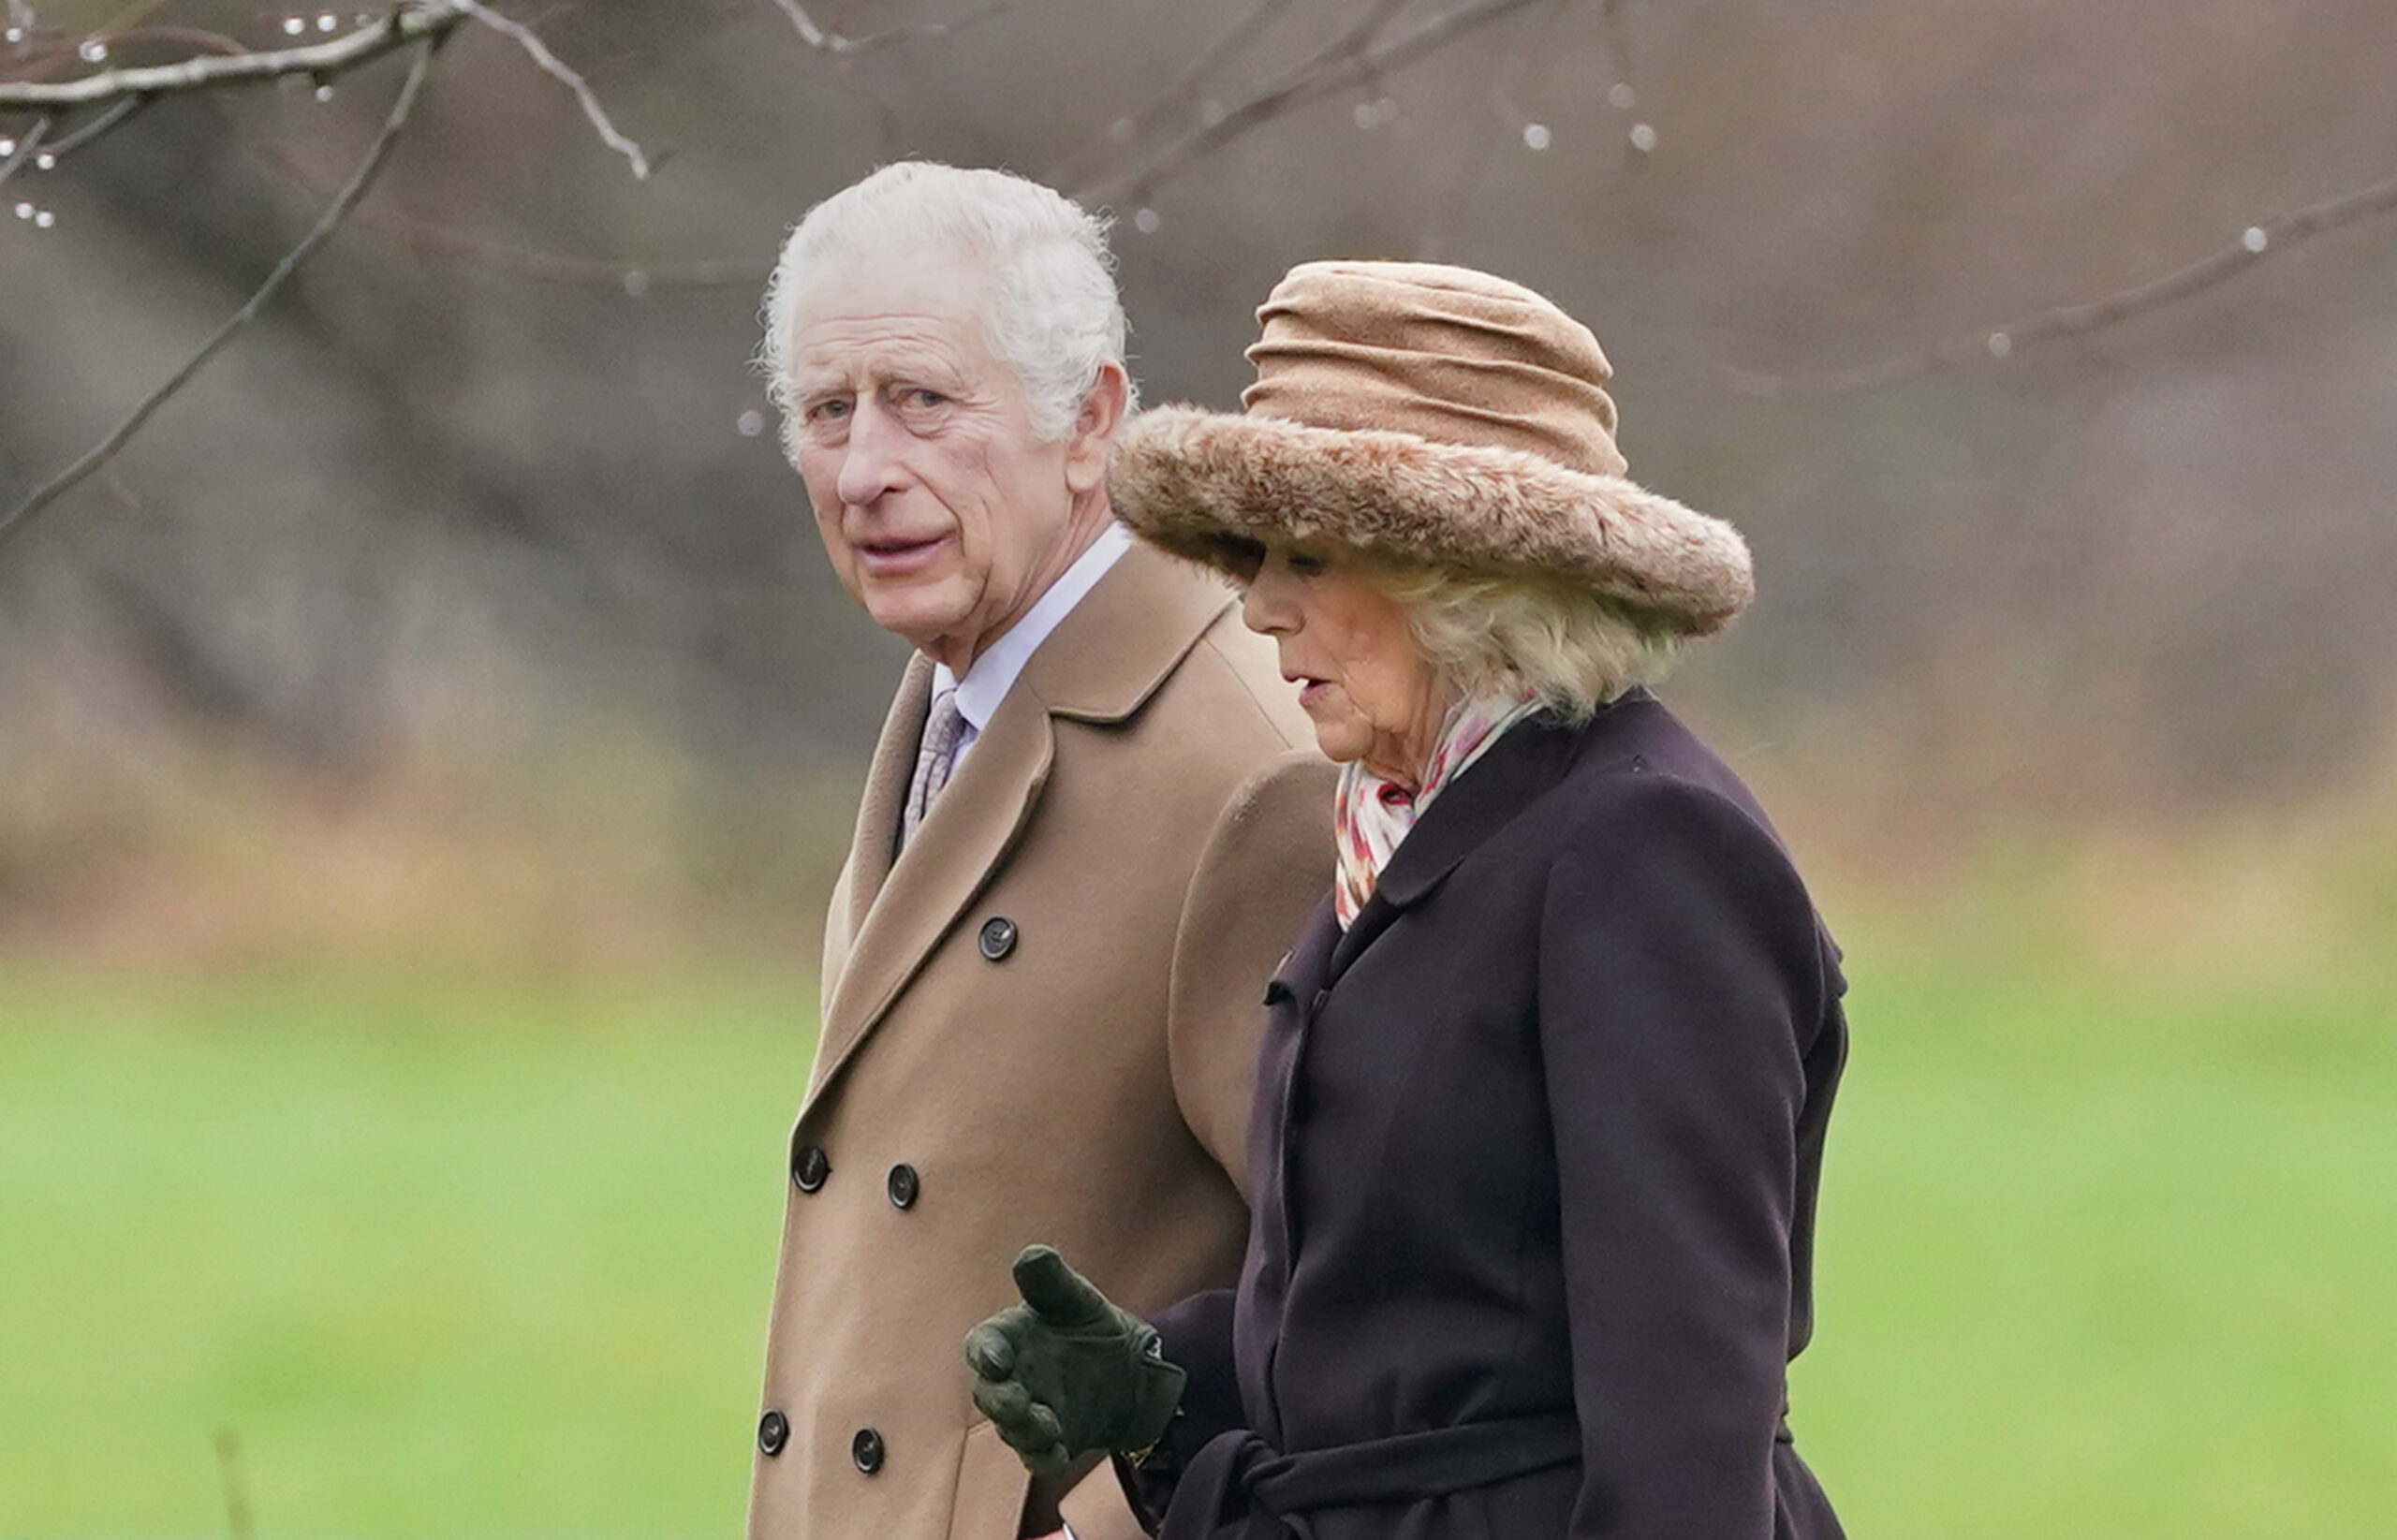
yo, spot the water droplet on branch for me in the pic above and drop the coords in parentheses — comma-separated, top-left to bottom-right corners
(1627, 123, 1657, 153)
(283, 16, 307, 36)
(316, 13, 340, 32)
(1607, 82, 1637, 110)
(1522, 123, 1552, 151)
(315, 84, 335, 102)
(78, 37, 110, 63)
(34, 209, 53, 227)
(34, 150, 54, 169)
(1986, 331, 2012, 359)
(736, 410, 767, 439)
(2242, 226, 2269, 253)
(1133, 207, 1161, 235)
(622, 270, 652, 299)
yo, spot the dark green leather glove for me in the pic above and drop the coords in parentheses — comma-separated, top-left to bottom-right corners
(962, 1244, 1187, 1477)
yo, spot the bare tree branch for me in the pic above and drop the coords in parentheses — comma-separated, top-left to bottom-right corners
(0, 32, 448, 550)
(1422, 0, 1574, 261)
(243, 135, 766, 289)
(1044, 0, 1301, 189)
(1719, 167, 2397, 398)
(455, 0, 648, 180)
(0, 4, 462, 111)
(767, 0, 1007, 56)
(1079, 0, 1556, 206)
(0, 110, 45, 186)
(44, 92, 149, 154)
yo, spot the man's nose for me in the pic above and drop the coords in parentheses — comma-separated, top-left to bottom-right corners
(1242, 568, 1298, 636)
(833, 401, 909, 507)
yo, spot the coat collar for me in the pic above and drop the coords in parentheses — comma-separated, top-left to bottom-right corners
(1018, 541, 1232, 723)
(809, 543, 1240, 1105)
(1327, 711, 1582, 980)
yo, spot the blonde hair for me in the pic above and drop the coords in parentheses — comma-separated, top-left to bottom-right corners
(1371, 559, 1677, 722)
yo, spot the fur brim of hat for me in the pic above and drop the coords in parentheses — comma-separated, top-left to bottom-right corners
(1110, 405, 1755, 637)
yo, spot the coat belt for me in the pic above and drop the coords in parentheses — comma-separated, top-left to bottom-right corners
(1159, 1413, 1581, 1540)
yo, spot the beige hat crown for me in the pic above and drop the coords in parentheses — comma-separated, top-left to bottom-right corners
(1111, 259, 1753, 636)
(1244, 261, 1629, 478)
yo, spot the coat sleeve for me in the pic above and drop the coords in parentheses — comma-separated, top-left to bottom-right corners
(1537, 771, 1829, 1540)
(1105, 1287, 1243, 1534)
(1165, 749, 1335, 1202)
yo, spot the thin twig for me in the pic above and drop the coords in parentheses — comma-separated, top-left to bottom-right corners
(1081, 0, 1554, 205)
(768, 0, 1006, 56)
(0, 110, 45, 185)
(3, 24, 236, 162)
(0, 4, 462, 110)
(1424, 0, 1572, 260)
(41, 92, 150, 155)
(454, 0, 647, 180)
(252, 132, 766, 286)
(0, 32, 449, 549)
(1718, 167, 2397, 398)
(1045, 0, 1301, 187)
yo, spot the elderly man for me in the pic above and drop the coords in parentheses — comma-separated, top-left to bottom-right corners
(747, 162, 1331, 1540)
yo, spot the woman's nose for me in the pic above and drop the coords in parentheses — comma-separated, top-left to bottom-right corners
(1242, 567, 1298, 636)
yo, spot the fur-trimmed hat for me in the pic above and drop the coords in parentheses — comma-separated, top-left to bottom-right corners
(1109, 260, 1753, 636)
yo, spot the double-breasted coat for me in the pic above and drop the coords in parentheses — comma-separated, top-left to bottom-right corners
(1129, 692, 1849, 1540)
(748, 544, 1334, 1540)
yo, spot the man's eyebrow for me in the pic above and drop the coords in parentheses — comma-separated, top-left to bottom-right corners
(875, 348, 972, 390)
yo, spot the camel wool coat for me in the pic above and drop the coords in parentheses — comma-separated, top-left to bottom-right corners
(748, 543, 1334, 1540)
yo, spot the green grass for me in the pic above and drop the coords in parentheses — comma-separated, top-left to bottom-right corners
(1793, 939, 2397, 1539)
(4, 933, 2392, 1536)
(0, 967, 813, 1537)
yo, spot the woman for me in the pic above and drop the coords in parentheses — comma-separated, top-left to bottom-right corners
(964, 261, 1847, 1540)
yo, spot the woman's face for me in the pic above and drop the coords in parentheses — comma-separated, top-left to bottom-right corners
(1241, 544, 1453, 785)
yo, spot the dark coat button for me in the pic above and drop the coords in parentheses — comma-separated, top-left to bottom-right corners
(978, 917, 1018, 961)
(790, 1140, 831, 1193)
(851, 1427, 886, 1474)
(886, 1164, 919, 1210)
(757, 1410, 789, 1457)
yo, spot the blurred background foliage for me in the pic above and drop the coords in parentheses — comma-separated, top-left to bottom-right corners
(2, 0, 2392, 1534)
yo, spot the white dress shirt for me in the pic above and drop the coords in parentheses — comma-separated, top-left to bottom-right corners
(929, 521, 1134, 777)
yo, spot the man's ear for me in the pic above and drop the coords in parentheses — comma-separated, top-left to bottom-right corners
(1063, 362, 1130, 497)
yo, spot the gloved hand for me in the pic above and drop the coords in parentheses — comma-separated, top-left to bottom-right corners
(963, 1244, 1187, 1477)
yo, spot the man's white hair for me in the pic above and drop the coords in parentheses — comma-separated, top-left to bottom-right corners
(759, 162, 1137, 445)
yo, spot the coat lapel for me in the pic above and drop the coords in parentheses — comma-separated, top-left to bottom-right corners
(842, 653, 934, 944)
(807, 544, 1240, 1107)
(1326, 715, 1581, 982)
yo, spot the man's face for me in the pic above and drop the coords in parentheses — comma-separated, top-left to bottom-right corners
(785, 252, 1090, 668)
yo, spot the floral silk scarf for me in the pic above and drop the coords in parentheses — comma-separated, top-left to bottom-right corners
(1332, 691, 1544, 929)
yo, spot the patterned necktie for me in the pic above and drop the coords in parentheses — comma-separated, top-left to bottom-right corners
(902, 686, 967, 845)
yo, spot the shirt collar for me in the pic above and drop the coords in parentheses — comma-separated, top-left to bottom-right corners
(930, 521, 1135, 733)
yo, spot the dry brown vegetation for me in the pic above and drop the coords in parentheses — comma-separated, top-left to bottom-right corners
(4, 0, 2393, 967)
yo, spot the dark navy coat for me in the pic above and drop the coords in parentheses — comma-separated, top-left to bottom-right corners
(1129, 692, 1848, 1540)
